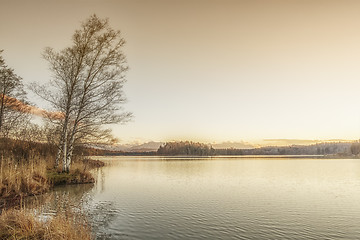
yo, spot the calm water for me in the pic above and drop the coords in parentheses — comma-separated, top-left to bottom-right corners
(40, 156, 360, 239)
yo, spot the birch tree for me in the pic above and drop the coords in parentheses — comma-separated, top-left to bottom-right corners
(32, 15, 131, 172)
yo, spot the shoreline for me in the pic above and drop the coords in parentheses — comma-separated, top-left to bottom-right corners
(92, 154, 360, 159)
(0, 157, 105, 240)
(0, 158, 105, 210)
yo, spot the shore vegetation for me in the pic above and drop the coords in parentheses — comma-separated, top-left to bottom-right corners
(0, 208, 92, 240)
(0, 13, 131, 240)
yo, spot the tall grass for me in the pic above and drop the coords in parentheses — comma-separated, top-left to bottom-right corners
(0, 138, 102, 239)
(0, 138, 54, 203)
(0, 152, 95, 239)
(0, 208, 92, 240)
(0, 138, 100, 201)
(0, 153, 50, 203)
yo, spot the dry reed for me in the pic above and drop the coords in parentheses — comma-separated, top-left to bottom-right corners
(0, 154, 49, 201)
(0, 208, 92, 240)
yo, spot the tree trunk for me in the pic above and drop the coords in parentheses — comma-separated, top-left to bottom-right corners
(0, 92, 6, 132)
(65, 116, 79, 173)
(55, 125, 66, 169)
(60, 116, 70, 172)
(55, 146, 62, 169)
(62, 127, 68, 172)
(66, 134, 75, 173)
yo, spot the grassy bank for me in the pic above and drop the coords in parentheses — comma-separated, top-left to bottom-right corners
(0, 138, 105, 239)
(46, 157, 105, 186)
(47, 159, 99, 186)
(0, 138, 104, 200)
(0, 155, 49, 204)
(0, 155, 101, 240)
(0, 208, 92, 240)
(0, 155, 102, 206)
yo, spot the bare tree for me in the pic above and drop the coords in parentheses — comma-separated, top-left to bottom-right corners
(32, 15, 131, 172)
(0, 50, 29, 138)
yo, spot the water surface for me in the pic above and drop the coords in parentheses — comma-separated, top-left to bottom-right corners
(43, 156, 360, 239)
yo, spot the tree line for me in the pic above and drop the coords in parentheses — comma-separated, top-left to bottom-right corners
(157, 141, 216, 156)
(81, 141, 356, 157)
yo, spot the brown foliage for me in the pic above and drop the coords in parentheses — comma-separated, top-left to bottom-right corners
(0, 155, 49, 209)
(81, 158, 105, 168)
(0, 208, 92, 240)
(0, 137, 57, 163)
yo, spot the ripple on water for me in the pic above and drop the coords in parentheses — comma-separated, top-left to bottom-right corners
(37, 157, 360, 239)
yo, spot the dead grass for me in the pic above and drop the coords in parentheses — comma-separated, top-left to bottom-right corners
(0, 154, 50, 201)
(0, 139, 102, 239)
(0, 153, 100, 201)
(82, 158, 105, 168)
(0, 208, 92, 240)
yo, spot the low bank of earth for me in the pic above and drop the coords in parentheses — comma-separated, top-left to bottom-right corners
(0, 158, 105, 207)
(47, 158, 105, 186)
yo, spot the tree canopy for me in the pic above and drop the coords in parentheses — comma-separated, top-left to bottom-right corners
(0, 50, 29, 138)
(32, 15, 131, 172)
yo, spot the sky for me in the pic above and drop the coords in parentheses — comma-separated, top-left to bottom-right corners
(1, 0, 360, 145)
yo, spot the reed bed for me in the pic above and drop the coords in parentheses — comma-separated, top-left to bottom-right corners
(0, 138, 104, 239)
(0, 154, 49, 201)
(0, 208, 92, 240)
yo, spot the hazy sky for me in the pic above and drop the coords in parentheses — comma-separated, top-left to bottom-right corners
(1, 0, 360, 144)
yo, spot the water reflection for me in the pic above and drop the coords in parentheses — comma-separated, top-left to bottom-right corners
(35, 157, 360, 239)
(26, 183, 93, 215)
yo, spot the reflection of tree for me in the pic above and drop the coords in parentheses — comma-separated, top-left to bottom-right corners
(28, 182, 119, 239)
(351, 142, 360, 155)
(92, 167, 106, 193)
(26, 183, 94, 218)
(53, 184, 94, 212)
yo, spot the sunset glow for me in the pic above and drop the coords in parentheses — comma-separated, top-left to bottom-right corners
(3, 95, 64, 120)
(1, 0, 360, 144)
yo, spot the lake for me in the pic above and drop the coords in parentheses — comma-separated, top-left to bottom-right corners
(38, 156, 360, 239)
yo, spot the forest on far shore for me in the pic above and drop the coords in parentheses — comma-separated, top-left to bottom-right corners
(90, 141, 360, 157)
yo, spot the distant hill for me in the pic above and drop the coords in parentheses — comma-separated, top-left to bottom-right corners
(128, 141, 163, 152)
(84, 143, 131, 152)
(216, 142, 353, 155)
(212, 141, 255, 149)
(84, 141, 355, 156)
(85, 141, 163, 153)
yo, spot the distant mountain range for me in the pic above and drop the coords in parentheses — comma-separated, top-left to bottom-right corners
(128, 141, 164, 152)
(86, 141, 164, 152)
(212, 141, 255, 149)
(86, 139, 354, 153)
(91, 141, 256, 152)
